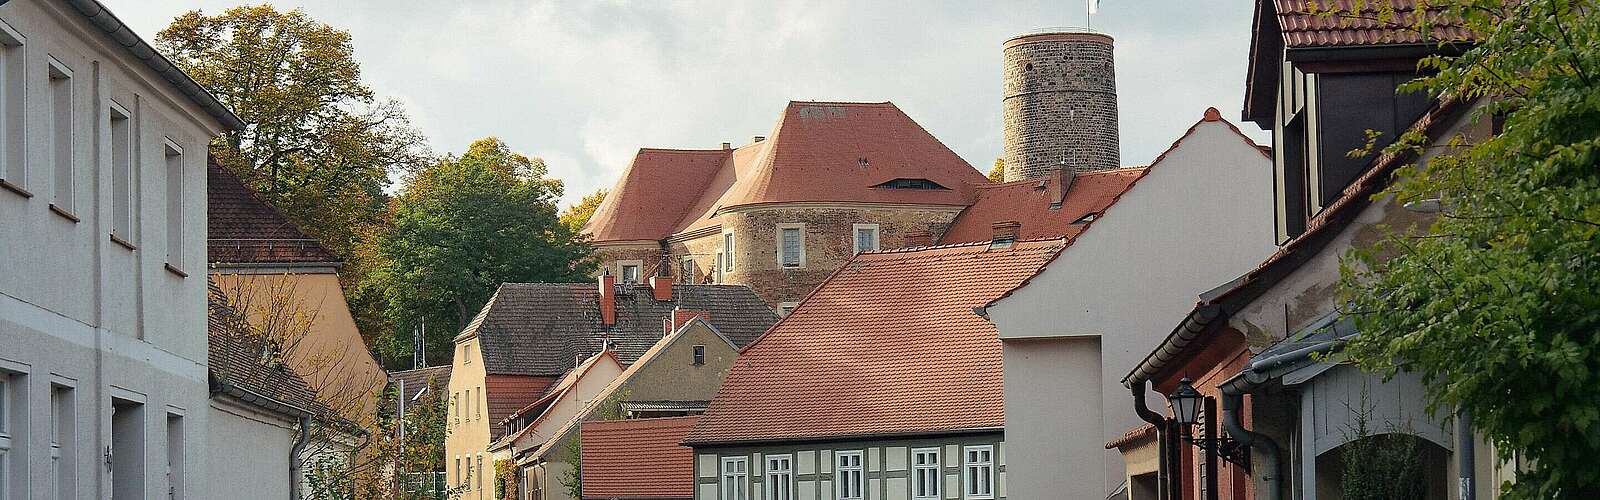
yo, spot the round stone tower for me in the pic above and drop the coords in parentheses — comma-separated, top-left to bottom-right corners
(1001, 31, 1119, 182)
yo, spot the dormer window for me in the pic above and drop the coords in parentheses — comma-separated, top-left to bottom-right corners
(871, 178, 949, 190)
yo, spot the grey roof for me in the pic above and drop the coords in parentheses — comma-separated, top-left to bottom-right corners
(462, 283, 778, 376)
(390, 365, 452, 400)
(207, 283, 326, 418)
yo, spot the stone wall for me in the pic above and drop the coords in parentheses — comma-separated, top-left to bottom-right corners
(1002, 32, 1120, 181)
(592, 242, 666, 280)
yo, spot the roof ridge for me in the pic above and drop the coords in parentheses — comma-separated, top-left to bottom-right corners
(786, 100, 895, 107)
(973, 167, 1149, 189)
(858, 236, 1065, 255)
(637, 147, 737, 154)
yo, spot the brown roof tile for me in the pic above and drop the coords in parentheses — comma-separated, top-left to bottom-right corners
(207, 281, 326, 417)
(1274, 0, 1471, 49)
(390, 365, 452, 400)
(939, 168, 1145, 244)
(581, 416, 700, 500)
(207, 158, 340, 265)
(683, 239, 1066, 445)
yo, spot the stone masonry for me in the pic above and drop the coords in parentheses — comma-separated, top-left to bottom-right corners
(1002, 31, 1120, 181)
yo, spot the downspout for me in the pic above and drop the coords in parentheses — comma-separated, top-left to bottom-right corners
(1130, 380, 1171, 500)
(1217, 377, 1281, 500)
(1458, 408, 1476, 500)
(290, 416, 311, 500)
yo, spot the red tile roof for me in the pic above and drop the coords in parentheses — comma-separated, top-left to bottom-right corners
(585, 101, 989, 243)
(487, 374, 558, 435)
(581, 416, 700, 500)
(207, 158, 340, 265)
(1105, 423, 1157, 450)
(683, 239, 1066, 445)
(1273, 0, 1471, 49)
(938, 168, 1146, 244)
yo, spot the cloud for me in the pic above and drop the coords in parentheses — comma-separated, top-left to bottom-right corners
(104, 0, 1268, 206)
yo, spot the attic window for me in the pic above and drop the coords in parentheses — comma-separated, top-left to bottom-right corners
(1072, 213, 1099, 225)
(692, 345, 705, 366)
(871, 178, 950, 190)
(858, 157, 870, 167)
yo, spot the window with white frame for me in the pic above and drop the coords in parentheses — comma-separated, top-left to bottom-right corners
(836, 450, 864, 500)
(853, 224, 880, 254)
(719, 456, 747, 500)
(723, 231, 736, 271)
(913, 448, 940, 500)
(680, 256, 696, 283)
(777, 224, 804, 268)
(0, 22, 25, 190)
(454, 457, 461, 486)
(619, 261, 642, 283)
(165, 412, 183, 500)
(164, 141, 184, 269)
(963, 445, 994, 499)
(48, 57, 74, 212)
(765, 454, 793, 500)
(0, 371, 20, 500)
(109, 100, 134, 242)
(52, 384, 76, 499)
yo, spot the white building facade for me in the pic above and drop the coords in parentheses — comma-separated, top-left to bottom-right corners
(984, 111, 1278, 500)
(0, 0, 241, 498)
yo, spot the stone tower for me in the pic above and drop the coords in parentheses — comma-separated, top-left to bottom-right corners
(1001, 31, 1120, 182)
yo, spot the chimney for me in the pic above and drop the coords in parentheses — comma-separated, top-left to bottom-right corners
(1046, 164, 1076, 207)
(598, 274, 616, 326)
(650, 275, 673, 301)
(905, 230, 934, 248)
(664, 308, 710, 336)
(991, 220, 1021, 248)
(752, 136, 766, 143)
(721, 142, 732, 150)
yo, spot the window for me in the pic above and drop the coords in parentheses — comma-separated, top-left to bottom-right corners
(164, 142, 184, 269)
(722, 231, 735, 271)
(619, 262, 642, 283)
(713, 252, 724, 283)
(692, 345, 705, 366)
(0, 23, 24, 191)
(48, 57, 74, 213)
(475, 388, 482, 420)
(477, 455, 484, 491)
(465, 456, 473, 489)
(52, 384, 76, 499)
(0, 371, 24, 500)
(778, 302, 798, 317)
(109, 101, 134, 244)
(453, 392, 460, 425)
(853, 224, 880, 254)
(766, 454, 793, 500)
(963, 445, 994, 499)
(777, 224, 804, 268)
(913, 448, 940, 500)
(111, 398, 146, 500)
(836, 451, 864, 500)
(165, 413, 183, 500)
(719, 456, 747, 500)
(454, 457, 461, 486)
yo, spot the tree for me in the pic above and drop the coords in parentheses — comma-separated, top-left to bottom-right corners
(302, 378, 461, 500)
(560, 189, 608, 234)
(1335, 1, 1600, 498)
(366, 138, 596, 365)
(987, 158, 1005, 182)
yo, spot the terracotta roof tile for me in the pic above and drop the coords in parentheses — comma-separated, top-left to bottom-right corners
(939, 169, 1145, 244)
(206, 158, 340, 265)
(683, 239, 1066, 445)
(581, 416, 700, 500)
(1274, 0, 1471, 49)
(462, 283, 777, 377)
(1105, 423, 1157, 450)
(584, 149, 732, 242)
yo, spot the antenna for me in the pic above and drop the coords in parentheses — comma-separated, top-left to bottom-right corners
(412, 318, 427, 369)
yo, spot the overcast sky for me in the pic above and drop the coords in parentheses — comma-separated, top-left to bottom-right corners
(105, 0, 1268, 207)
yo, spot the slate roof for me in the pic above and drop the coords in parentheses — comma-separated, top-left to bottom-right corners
(581, 416, 700, 500)
(939, 168, 1146, 244)
(683, 239, 1066, 445)
(390, 365, 452, 400)
(585, 101, 989, 243)
(462, 283, 778, 376)
(207, 159, 340, 265)
(207, 282, 325, 418)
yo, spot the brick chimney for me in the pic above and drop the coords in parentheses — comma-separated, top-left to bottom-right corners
(1046, 166, 1076, 206)
(721, 142, 732, 150)
(650, 275, 673, 301)
(598, 274, 616, 326)
(664, 308, 710, 336)
(905, 230, 934, 248)
(991, 220, 1021, 248)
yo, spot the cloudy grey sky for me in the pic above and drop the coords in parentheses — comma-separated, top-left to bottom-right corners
(105, 0, 1268, 207)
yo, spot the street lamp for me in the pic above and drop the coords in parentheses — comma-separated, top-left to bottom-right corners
(1168, 378, 1203, 426)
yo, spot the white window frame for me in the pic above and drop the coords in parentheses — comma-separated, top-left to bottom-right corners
(0, 22, 26, 191)
(836, 450, 864, 500)
(617, 260, 643, 284)
(765, 454, 793, 500)
(107, 98, 135, 244)
(163, 140, 186, 271)
(852, 223, 881, 255)
(963, 445, 994, 499)
(722, 230, 736, 271)
(52, 382, 76, 500)
(47, 56, 75, 214)
(912, 447, 941, 500)
(776, 223, 805, 268)
(0, 370, 20, 500)
(719, 456, 748, 500)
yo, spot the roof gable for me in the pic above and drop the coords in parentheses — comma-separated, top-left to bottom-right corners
(683, 239, 1065, 445)
(581, 416, 700, 500)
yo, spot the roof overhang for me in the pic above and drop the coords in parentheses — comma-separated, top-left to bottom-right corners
(682, 426, 1003, 449)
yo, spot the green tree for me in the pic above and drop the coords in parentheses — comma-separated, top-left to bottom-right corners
(987, 158, 1005, 182)
(1335, 1, 1600, 498)
(560, 189, 608, 234)
(367, 138, 595, 365)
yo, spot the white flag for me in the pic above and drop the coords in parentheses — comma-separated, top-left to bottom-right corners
(1088, 0, 1101, 14)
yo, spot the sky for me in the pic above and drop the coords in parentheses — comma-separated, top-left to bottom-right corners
(104, 0, 1269, 207)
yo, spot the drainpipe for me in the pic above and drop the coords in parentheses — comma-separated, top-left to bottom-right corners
(1217, 374, 1282, 500)
(290, 416, 311, 500)
(1130, 380, 1171, 500)
(1458, 408, 1475, 500)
